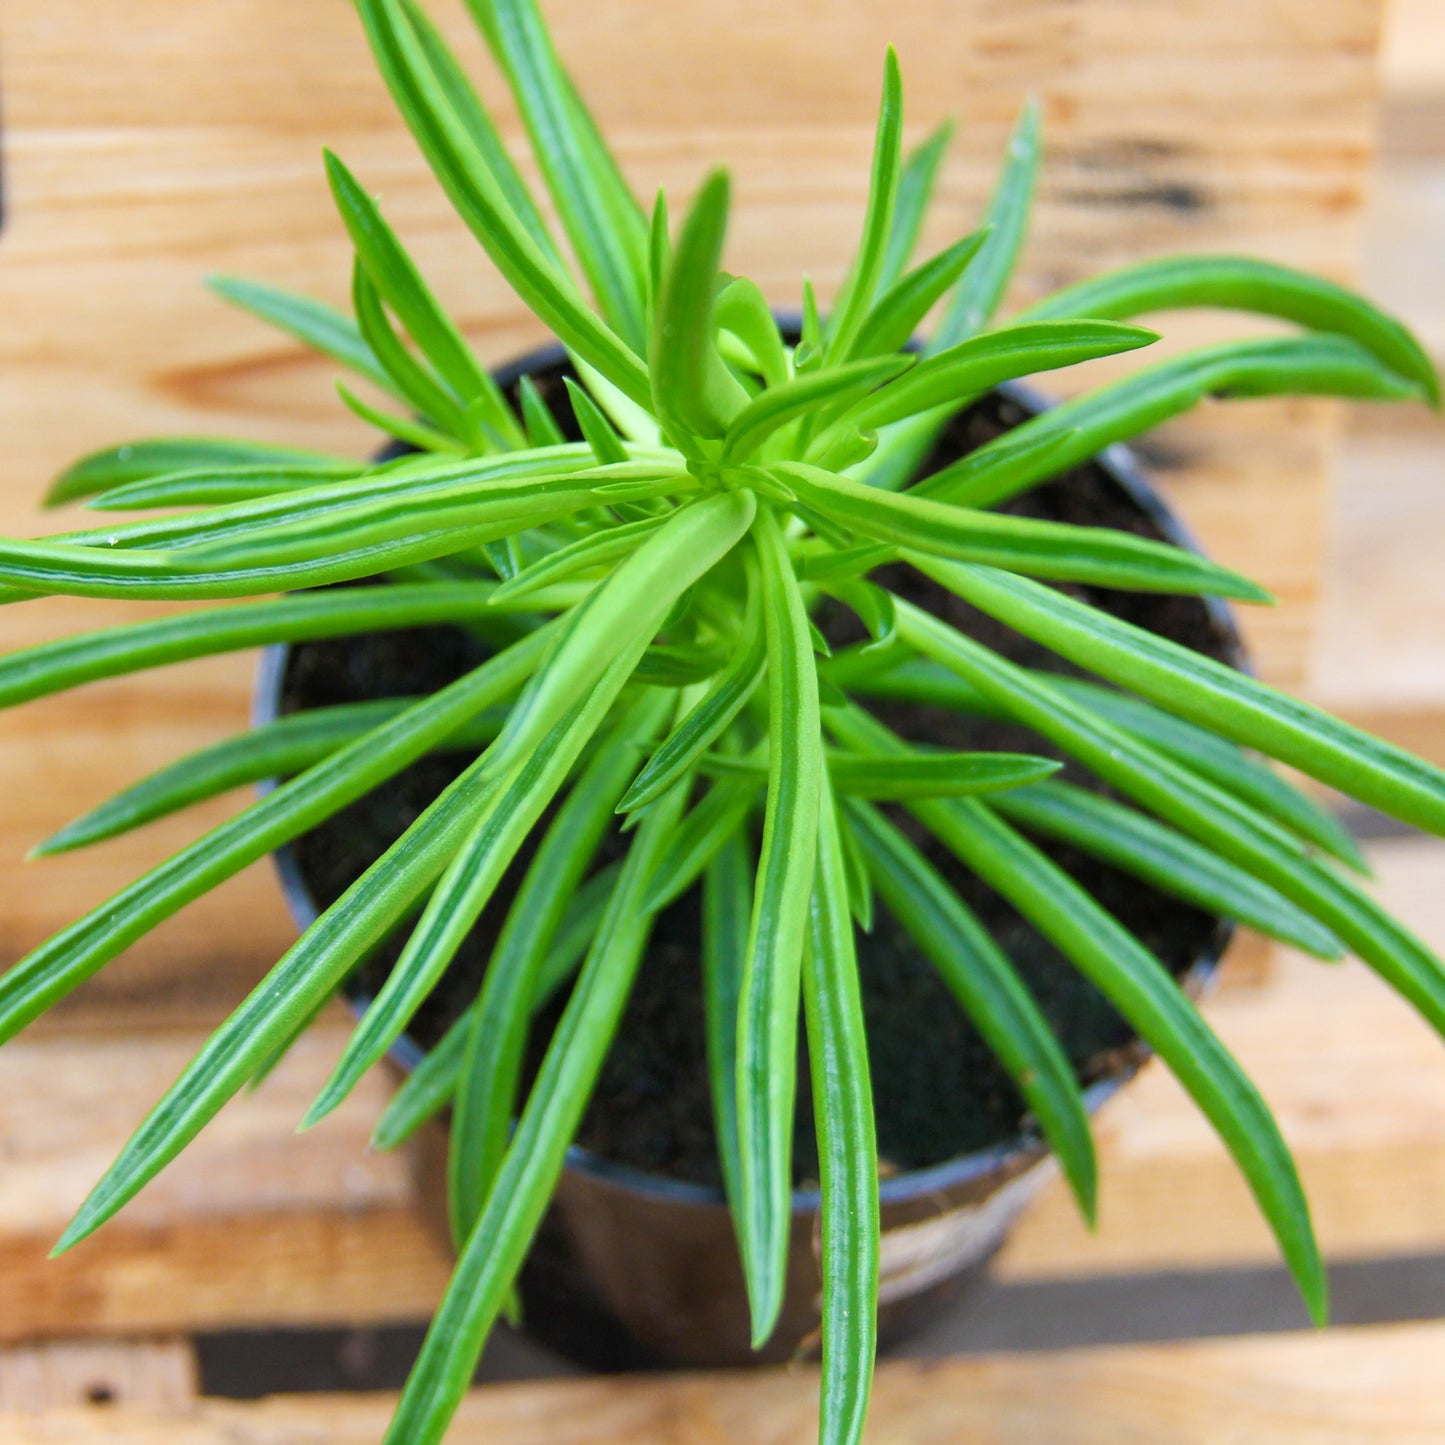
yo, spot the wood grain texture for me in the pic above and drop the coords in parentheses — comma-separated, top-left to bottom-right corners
(8, 1321, 1445, 1443)
(2, 837, 1442, 1343)
(0, 0, 1392, 972)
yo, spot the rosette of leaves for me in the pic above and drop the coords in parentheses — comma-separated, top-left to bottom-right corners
(2, 0, 1443, 1441)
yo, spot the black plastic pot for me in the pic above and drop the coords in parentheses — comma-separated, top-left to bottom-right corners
(254, 342, 1242, 1371)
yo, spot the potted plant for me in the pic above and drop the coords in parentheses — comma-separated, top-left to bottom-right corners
(2, 0, 1442, 1440)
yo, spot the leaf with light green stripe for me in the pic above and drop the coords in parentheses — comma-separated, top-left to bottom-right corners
(783, 461, 1269, 600)
(47, 437, 356, 510)
(328, 151, 522, 446)
(990, 780, 1344, 958)
(812, 320, 1158, 459)
(0, 583, 504, 711)
(90, 461, 365, 513)
(700, 748, 1059, 800)
(853, 230, 990, 360)
(937, 335, 1426, 510)
(357, 0, 651, 409)
(369, 865, 621, 1151)
(445, 699, 664, 1243)
(375, 785, 687, 1445)
(736, 505, 822, 1347)
(207, 275, 395, 396)
(842, 789, 1096, 1221)
(931, 98, 1041, 349)
(1016, 254, 1440, 405)
(915, 795, 1326, 1324)
(823, 48, 903, 364)
(490, 512, 666, 605)
(0, 630, 547, 1051)
(722, 356, 913, 464)
(650, 170, 750, 447)
(618, 580, 765, 812)
(461, 0, 648, 347)
(35, 699, 502, 854)
(804, 773, 879, 1445)
(703, 830, 752, 1214)
(52, 740, 508, 1257)
(351, 261, 470, 439)
(643, 777, 760, 912)
(921, 559, 1445, 837)
(892, 598, 1445, 1046)
(877, 119, 954, 292)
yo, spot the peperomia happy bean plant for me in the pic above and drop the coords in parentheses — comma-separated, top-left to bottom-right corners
(4, 0, 1444, 1440)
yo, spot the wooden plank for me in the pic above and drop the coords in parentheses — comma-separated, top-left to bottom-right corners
(0, 0, 1390, 971)
(7, 1321, 1445, 1442)
(0, 1340, 196, 1412)
(2, 838, 1443, 1341)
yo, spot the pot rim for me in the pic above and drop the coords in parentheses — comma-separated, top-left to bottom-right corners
(253, 341, 1242, 1215)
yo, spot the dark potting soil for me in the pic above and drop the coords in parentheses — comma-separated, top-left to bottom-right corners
(277, 387, 1233, 1192)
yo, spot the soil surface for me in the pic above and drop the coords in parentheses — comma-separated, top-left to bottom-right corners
(277, 384, 1235, 1192)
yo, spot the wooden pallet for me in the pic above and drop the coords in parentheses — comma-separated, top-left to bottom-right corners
(3, 834, 1444, 1435)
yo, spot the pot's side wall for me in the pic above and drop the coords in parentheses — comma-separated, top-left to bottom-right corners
(0, 0, 1385, 989)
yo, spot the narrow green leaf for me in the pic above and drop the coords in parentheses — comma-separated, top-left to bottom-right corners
(779, 461, 1271, 602)
(915, 796, 1326, 1323)
(715, 277, 790, 390)
(47, 438, 354, 510)
(0, 582, 503, 711)
(834, 798, 875, 931)
(90, 461, 364, 513)
(328, 151, 523, 446)
(34, 699, 502, 854)
(939, 336, 1425, 511)
(207, 274, 395, 395)
(892, 599, 1445, 1045)
(1017, 253, 1440, 405)
(563, 377, 629, 464)
(374, 785, 687, 1445)
(302, 645, 647, 1131)
(1, 630, 548, 1048)
(991, 780, 1344, 958)
(844, 790, 1096, 1221)
(650, 170, 749, 446)
(877, 119, 954, 292)
(51, 743, 505, 1257)
(703, 830, 752, 1214)
(647, 189, 671, 322)
(448, 700, 666, 1242)
(853, 229, 990, 359)
(490, 489, 755, 769)
(736, 505, 822, 1347)
(814, 320, 1158, 452)
(924, 560, 1445, 837)
(1047, 677, 1369, 872)
(357, 0, 651, 408)
(618, 576, 765, 811)
(462, 0, 649, 348)
(702, 748, 1060, 800)
(400, 0, 565, 266)
(722, 356, 914, 464)
(338, 382, 462, 453)
(351, 260, 470, 439)
(804, 773, 880, 1445)
(824, 48, 904, 363)
(490, 512, 666, 605)
(931, 98, 1041, 349)
(517, 377, 568, 448)
(370, 865, 620, 1150)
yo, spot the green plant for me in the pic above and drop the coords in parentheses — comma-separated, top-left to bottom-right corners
(3, 0, 1442, 1439)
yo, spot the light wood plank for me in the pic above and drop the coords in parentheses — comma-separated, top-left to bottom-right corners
(0, 0, 1391, 970)
(7, 1321, 1445, 1442)
(0, 1340, 196, 1413)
